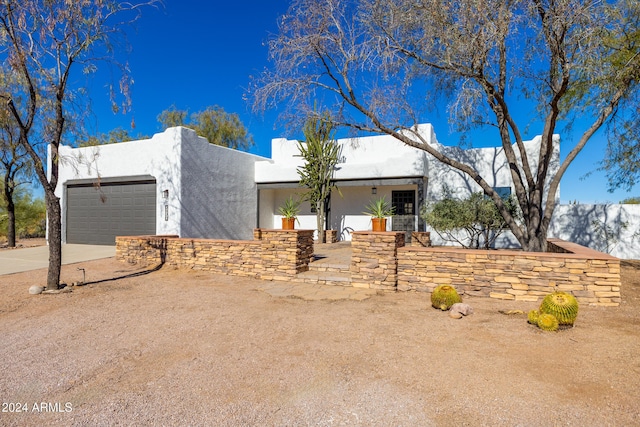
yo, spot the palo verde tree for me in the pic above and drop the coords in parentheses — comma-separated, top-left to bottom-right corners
(158, 106, 254, 151)
(0, 0, 158, 289)
(297, 112, 342, 243)
(251, 0, 640, 252)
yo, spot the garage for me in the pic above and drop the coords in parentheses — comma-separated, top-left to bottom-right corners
(66, 177, 157, 245)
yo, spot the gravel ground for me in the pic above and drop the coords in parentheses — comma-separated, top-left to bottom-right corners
(0, 257, 639, 426)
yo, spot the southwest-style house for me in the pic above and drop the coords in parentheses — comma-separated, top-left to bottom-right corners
(52, 124, 557, 245)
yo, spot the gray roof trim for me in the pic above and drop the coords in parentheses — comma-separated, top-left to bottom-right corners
(65, 175, 156, 187)
(257, 176, 426, 190)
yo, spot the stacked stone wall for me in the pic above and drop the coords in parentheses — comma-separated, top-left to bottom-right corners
(116, 229, 314, 281)
(350, 231, 405, 291)
(410, 232, 431, 247)
(397, 238, 621, 306)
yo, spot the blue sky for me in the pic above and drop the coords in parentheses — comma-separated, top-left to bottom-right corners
(87, 0, 637, 204)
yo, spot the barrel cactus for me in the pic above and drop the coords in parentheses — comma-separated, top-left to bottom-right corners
(527, 309, 539, 325)
(539, 292, 579, 326)
(431, 285, 462, 310)
(537, 313, 559, 332)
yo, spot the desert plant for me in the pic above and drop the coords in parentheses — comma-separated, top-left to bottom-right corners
(539, 292, 579, 326)
(537, 313, 559, 332)
(363, 196, 395, 218)
(421, 186, 521, 249)
(527, 310, 539, 325)
(430, 285, 462, 311)
(278, 196, 301, 219)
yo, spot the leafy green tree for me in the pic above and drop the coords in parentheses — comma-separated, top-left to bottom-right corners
(158, 106, 254, 151)
(251, 0, 640, 252)
(0, 185, 45, 241)
(422, 187, 521, 249)
(157, 107, 188, 129)
(0, 0, 158, 289)
(297, 112, 342, 242)
(601, 0, 640, 191)
(620, 197, 640, 204)
(80, 127, 146, 147)
(0, 68, 33, 247)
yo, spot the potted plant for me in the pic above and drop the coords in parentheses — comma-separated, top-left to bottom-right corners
(278, 196, 301, 230)
(363, 196, 395, 231)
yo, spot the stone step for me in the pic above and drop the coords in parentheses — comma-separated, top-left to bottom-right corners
(294, 270, 352, 287)
(308, 259, 350, 273)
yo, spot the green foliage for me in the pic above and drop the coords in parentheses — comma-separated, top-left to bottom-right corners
(297, 112, 342, 242)
(297, 113, 341, 207)
(599, 0, 640, 191)
(158, 106, 254, 151)
(80, 127, 145, 147)
(537, 313, 559, 332)
(430, 285, 462, 311)
(363, 196, 395, 218)
(422, 187, 521, 249)
(0, 186, 45, 239)
(278, 196, 301, 219)
(621, 197, 640, 204)
(539, 292, 579, 327)
(157, 107, 187, 129)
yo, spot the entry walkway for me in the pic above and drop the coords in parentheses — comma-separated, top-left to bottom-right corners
(0, 244, 115, 276)
(257, 241, 380, 301)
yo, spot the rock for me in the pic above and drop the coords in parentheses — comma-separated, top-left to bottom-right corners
(450, 303, 474, 316)
(449, 310, 463, 319)
(29, 285, 44, 295)
(499, 309, 525, 315)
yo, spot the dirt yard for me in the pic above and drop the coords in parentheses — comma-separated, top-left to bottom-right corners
(0, 256, 638, 426)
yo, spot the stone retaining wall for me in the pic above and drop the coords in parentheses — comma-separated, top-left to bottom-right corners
(397, 238, 621, 306)
(117, 231, 622, 307)
(116, 229, 314, 281)
(350, 231, 405, 291)
(410, 232, 431, 247)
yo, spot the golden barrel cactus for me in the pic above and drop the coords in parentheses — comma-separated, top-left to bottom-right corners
(527, 309, 539, 325)
(431, 285, 462, 311)
(537, 313, 559, 331)
(539, 292, 579, 326)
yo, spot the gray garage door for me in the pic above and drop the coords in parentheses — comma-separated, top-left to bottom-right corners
(66, 179, 157, 245)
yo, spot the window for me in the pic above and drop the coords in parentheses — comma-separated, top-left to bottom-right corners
(391, 190, 415, 215)
(493, 187, 512, 199)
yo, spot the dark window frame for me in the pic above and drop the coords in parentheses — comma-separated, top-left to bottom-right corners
(391, 190, 416, 215)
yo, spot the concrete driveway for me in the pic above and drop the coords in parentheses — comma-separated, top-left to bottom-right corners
(0, 244, 115, 276)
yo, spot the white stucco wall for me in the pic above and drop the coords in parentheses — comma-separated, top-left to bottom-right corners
(55, 127, 266, 243)
(255, 124, 434, 183)
(550, 204, 640, 259)
(425, 135, 560, 202)
(179, 128, 265, 240)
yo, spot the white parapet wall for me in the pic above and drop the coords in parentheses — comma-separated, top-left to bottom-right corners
(550, 204, 640, 259)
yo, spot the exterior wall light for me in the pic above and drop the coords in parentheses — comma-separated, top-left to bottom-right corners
(372, 187, 377, 195)
(162, 189, 169, 199)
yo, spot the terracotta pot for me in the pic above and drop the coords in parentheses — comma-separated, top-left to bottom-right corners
(282, 217, 296, 230)
(371, 218, 387, 232)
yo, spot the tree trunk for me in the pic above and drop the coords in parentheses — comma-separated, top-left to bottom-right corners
(521, 233, 547, 252)
(45, 191, 62, 290)
(520, 219, 548, 252)
(317, 201, 326, 243)
(6, 200, 16, 247)
(4, 186, 16, 248)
